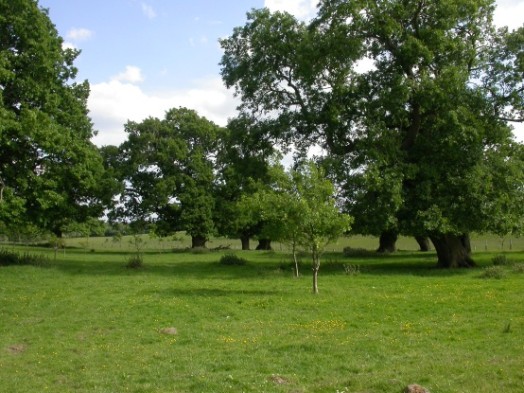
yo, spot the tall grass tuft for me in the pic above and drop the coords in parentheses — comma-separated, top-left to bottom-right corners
(479, 265, 506, 279)
(0, 248, 49, 267)
(219, 253, 248, 266)
(491, 254, 510, 266)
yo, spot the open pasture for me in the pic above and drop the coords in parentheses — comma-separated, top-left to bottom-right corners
(1, 239, 524, 393)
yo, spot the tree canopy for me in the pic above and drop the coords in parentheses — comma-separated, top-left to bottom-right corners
(214, 114, 280, 250)
(240, 161, 352, 293)
(113, 107, 223, 248)
(0, 0, 113, 236)
(220, 0, 524, 267)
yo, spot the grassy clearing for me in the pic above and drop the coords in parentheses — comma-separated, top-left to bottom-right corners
(1, 244, 524, 393)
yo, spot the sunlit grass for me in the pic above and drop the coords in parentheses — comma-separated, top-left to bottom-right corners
(1, 243, 523, 393)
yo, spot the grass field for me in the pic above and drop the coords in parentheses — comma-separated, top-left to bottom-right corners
(1, 236, 524, 393)
(51, 232, 524, 253)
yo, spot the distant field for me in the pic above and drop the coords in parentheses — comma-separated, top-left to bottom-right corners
(27, 232, 524, 253)
(1, 241, 524, 392)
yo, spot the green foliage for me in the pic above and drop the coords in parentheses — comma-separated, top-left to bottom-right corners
(0, 0, 115, 234)
(220, 0, 524, 268)
(242, 161, 352, 292)
(114, 107, 222, 247)
(479, 265, 506, 279)
(219, 253, 248, 266)
(214, 115, 279, 247)
(125, 255, 143, 269)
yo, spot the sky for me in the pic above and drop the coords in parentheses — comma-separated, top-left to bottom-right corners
(39, 0, 524, 146)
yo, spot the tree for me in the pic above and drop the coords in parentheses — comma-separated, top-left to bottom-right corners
(115, 107, 222, 248)
(214, 114, 278, 250)
(0, 0, 113, 236)
(220, 1, 524, 268)
(246, 162, 352, 293)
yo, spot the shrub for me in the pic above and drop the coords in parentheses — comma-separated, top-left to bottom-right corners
(219, 253, 248, 266)
(479, 265, 506, 279)
(492, 254, 510, 266)
(126, 255, 143, 269)
(343, 264, 361, 276)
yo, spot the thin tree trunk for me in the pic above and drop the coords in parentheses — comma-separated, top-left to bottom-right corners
(377, 230, 398, 253)
(240, 234, 250, 251)
(430, 233, 475, 268)
(415, 235, 431, 252)
(191, 235, 207, 248)
(312, 250, 320, 294)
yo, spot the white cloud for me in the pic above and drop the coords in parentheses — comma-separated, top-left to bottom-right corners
(62, 41, 77, 51)
(141, 2, 157, 19)
(112, 66, 144, 84)
(264, 0, 318, 20)
(66, 28, 93, 42)
(89, 75, 239, 146)
(494, 0, 524, 31)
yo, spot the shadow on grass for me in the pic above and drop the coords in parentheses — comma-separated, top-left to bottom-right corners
(155, 287, 281, 297)
(319, 250, 477, 277)
(24, 246, 499, 279)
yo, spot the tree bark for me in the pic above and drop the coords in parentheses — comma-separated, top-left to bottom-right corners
(312, 266, 319, 294)
(292, 241, 300, 278)
(415, 236, 431, 252)
(240, 234, 250, 251)
(377, 230, 398, 253)
(311, 248, 321, 294)
(430, 233, 475, 268)
(191, 235, 207, 249)
(256, 238, 272, 250)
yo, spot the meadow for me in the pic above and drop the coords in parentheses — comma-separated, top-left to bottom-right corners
(1, 235, 523, 393)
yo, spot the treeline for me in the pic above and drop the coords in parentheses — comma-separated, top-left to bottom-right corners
(1, 0, 524, 272)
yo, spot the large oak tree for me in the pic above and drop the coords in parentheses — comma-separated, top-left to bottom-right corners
(0, 0, 113, 236)
(115, 108, 222, 248)
(220, 0, 524, 267)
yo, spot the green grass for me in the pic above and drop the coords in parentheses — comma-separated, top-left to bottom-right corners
(1, 243, 524, 393)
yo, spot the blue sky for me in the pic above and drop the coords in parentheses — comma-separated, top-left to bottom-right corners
(39, 0, 523, 146)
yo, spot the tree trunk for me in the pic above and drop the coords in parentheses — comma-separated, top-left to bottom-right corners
(191, 235, 207, 248)
(312, 251, 320, 294)
(312, 267, 319, 294)
(377, 230, 398, 253)
(52, 227, 63, 238)
(256, 238, 272, 250)
(415, 236, 431, 252)
(240, 234, 250, 251)
(461, 233, 472, 253)
(292, 241, 299, 277)
(430, 233, 475, 268)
